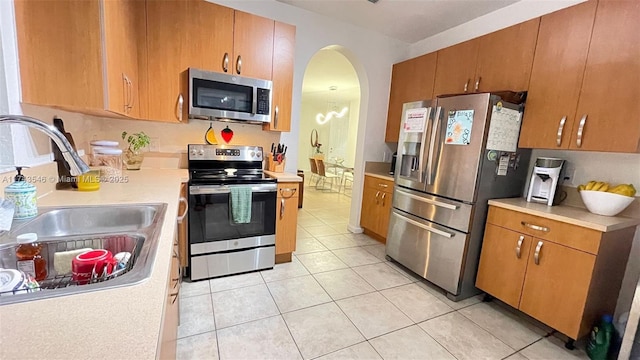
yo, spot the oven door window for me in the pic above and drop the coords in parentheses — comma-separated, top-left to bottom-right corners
(189, 191, 276, 243)
(192, 78, 252, 113)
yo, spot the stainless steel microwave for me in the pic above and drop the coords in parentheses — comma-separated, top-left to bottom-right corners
(187, 68, 272, 124)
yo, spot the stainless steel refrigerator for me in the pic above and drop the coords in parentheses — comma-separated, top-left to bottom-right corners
(386, 92, 531, 301)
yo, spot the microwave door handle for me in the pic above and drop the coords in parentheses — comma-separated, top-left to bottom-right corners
(416, 107, 432, 183)
(252, 87, 258, 115)
(426, 106, 442, 185)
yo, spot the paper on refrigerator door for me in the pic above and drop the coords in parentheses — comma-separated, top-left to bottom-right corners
(486, 105, 522, 152)
(403, 108, 428, 133)
(445, 110, 474, 145)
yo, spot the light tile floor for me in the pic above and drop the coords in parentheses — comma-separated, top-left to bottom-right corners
(177, 185, 590, 360)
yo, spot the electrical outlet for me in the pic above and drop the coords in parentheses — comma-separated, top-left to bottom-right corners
(564, 165, 577, 186)
(149, 137, 160, 152)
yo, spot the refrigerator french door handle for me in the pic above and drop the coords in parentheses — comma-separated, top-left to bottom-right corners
(426, 106, 442, 185)
(395, 189, 459, 210)
(416, 107, 433, 183)
(391, 211, 454, 238)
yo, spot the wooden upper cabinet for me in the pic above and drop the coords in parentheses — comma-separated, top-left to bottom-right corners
(569, 0, 640, 152)
(232, 11, 274, 80)
(433, 39, 479, 96)
(145, 0, 233, 122)
(103, 0, 145, 118)
(475, 18, 540, 92)
(519, 1, 597, 149)
(15, 0, 104, 111)
(265, 21, 296, 132)
(385, 53, 437, 142)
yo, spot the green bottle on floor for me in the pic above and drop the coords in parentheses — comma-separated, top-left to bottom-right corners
(586, 314, 614, 360)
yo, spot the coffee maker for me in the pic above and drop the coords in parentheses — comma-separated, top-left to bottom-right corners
(527, 157, 565, 206)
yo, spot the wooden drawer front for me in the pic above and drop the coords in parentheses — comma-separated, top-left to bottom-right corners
(364, 175, 394, 194)
(487, 206, 601, 254)
(277, 183, 299, 198)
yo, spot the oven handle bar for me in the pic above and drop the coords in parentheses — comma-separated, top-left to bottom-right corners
(189, 183, 277, 195)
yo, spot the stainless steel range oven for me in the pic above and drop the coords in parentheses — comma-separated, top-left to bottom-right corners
(187, 144, 276, 281)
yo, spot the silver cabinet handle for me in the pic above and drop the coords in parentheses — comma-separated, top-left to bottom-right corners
(395, 189, 459, 210)
(556, 116, 566, 146)
(381, 192, 386, 206)
(280, 198, 285, 219)
(177, 197, 188, 224)
(521, 221, 549, 232)
(279, 188, 297, 198)
(375, 191, 381, 204)
(128, 77, 134, 111)
(173, 249, 179, 259)
(534, 241, 543, 265)
(474, 77, 481, 92)
(223, 52, 229, 73)
(576, 114, 587, 147)
(378, 183, 388, 188)
(464, 79, 469, 92)
(170, 291, 179, 304)
(391, 212, 454, 238)
(177, 94, 183, 122)
(516, 235, 524, 259)
(122, 74, 129, 112)
(236, 55, 242, 75)
(274, 105, 279, 129)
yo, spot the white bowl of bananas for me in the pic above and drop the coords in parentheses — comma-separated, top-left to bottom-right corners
(578, 182, 636, 216)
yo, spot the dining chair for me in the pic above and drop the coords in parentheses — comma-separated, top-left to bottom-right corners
(308, 158, 319, 185)
(315, 159, 340, 191)
(340, 170, 354, 195)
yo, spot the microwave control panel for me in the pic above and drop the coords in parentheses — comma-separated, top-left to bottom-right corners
(256, 88, 270, 115)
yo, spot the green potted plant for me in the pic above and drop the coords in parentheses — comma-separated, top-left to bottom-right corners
(121, 131, 151, 170)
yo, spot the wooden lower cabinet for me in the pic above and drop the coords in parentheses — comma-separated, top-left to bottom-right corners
(476, 205, 635, 340)
(360, 175, 394, 242)
(158, 236, 181, 359)
(475, 224, 532, 308)
(275, 182, 299, 263)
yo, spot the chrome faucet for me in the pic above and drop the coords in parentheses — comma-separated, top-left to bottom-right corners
(0, 115, 90, 175)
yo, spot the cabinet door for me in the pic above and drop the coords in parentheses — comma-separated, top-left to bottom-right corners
(103, 0, 145, 118)
(146, 0, 234, 122)
(378, 190, 393, 241)
(159, 244, 180, 359)
(360, 185, 381, 234)
(474, 18, 540, 92)
(15, 0, 104, 110)
(519, 240, 595, 339)
(385, 53, 437, 142)
(519, 1, 597, 149)
(476, 224, 532, 308)
(265, 22, 296, 132)
(232, 11, 274, 80)
(433, 39, 479, 96)
(276, 184, 299, 255)
(569, 0, 640, 152)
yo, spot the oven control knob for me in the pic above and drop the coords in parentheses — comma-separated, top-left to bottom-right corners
(190, 149, 197, 156)
(256, 151, 262, 159)
(250, 151, 255, 157)
(199, 149, 205, 156)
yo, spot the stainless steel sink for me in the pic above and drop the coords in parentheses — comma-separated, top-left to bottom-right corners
(0, 203, 167, 305)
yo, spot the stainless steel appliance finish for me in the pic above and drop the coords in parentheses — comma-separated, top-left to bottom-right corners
(188, 68, 272, 124)
(187, 144, 276, 281)
(387, 92, 531, 301)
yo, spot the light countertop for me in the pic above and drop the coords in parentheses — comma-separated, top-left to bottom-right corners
(264, 170, 302, 182)
(364, 171, 394, 182)
(488, 198, 640, 232)
(0, 169, 188, 360)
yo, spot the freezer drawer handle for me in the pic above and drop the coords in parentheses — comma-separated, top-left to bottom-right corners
(395, 189, 459, 210)
(521, 221, 549, 232)
(515, 235, 525, 258)
(392, 212, 454, 238)
(534, 241, 543, 265)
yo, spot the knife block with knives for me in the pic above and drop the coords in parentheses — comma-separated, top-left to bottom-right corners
(267, 142, 287, 172)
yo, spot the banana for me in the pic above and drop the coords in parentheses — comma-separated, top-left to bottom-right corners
(591, 182, 604, 191)
(585, 181, 597, 190)
(577, 184, 585, 192)
(607, 184, 636, 197)
(598, 183, 609, 192)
